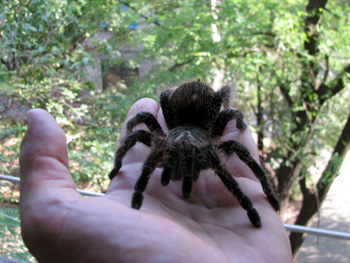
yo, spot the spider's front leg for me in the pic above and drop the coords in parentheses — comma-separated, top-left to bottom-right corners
(218, 140, 280, 211)
(161, 144, 200, 199)
(132, 140, 166, 209)
(211, 109, 247, 138)
(108, 130, 155, 180)
(214, 85, 231, 109)
(160, 149, 180, 186)
(126, 111, 165, 136)
(204, 147, 262, 228)
(181, 145, 201, 199)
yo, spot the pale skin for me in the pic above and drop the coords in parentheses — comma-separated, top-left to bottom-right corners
(20, 98, 293, 263)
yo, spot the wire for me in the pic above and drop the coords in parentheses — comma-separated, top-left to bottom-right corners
(0, 211, 20, 223)
(284, 224, 350, 240)
(1, 174, 350, 240)
(0, 174, 104, 196)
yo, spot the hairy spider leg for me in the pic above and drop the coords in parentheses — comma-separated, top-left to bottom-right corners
(211, 109, 247, 138)
(182, 145, 200, 199)
(160, 149, 180, 186)
(214, 85, 231, 109)
(132, 141, 165, 209)
(204, 147, 262, 228)
(159, 90, 175, 129)
(108, 130, 155, 180)
(219, 140, 280, 211)
(126, 112, 165, 136)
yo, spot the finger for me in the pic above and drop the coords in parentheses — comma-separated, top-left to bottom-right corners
(119, 98, 160, 142)
(217, 110, 264, 184)
(20, 109, 79, 201)
(116, 98, 158, 165)
(155, 106, 168, 133)
(221, 108, 259, 161)
(108, 99, 163, 190)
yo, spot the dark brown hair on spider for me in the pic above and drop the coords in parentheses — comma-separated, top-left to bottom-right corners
(108, 80, 280, 228)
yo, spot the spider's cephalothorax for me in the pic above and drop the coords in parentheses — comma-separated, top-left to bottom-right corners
(108, 80, 280, 228)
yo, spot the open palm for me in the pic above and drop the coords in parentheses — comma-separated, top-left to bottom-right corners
(20, 100, 292, 263)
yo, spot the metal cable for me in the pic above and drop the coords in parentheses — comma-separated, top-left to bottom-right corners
(1, 174, 350, 240)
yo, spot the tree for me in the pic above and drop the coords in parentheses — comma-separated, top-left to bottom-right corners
(275, 0, 350, 204)
(290, 112, 350, 254)
(116, 0, 350, 257)
(1, 0, 349, 259)
(0, 0, 135, 190)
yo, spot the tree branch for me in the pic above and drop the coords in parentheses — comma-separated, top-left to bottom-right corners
(117, 1, 164, 28)
(299, 0, 328, 114)
(322, 54, 329, 83)
(304, 0, 328, 55)
(299, 175, 310, 198)
(257, 68, 264, 151)
(1, 58, 14, 71)
(316, 111, 350, 197)
(279, 84, 294, 108)
(168, 57, 195, 72)
(290, 111, 350, 256)
(317, 63, 350, 105)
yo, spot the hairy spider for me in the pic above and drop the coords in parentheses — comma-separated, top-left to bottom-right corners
(108, 80, 280, 228)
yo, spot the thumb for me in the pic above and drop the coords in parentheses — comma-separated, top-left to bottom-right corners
(20, 109, 78, 201)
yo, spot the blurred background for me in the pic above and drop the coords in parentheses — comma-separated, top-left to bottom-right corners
(0, 0, 349, 262)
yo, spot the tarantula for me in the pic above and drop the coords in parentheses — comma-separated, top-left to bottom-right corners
(108, 80, 280, 227)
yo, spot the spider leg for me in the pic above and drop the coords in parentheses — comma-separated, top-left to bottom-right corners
(182, 145, 200, 199)
(205, 147, 262, 228)
(214, 85, 231, 109)
(127, 112, 165, 136)
(132, 141, 165, 209)
(218, 140, 280, 211)
(160, 90, 175, 130)
(160, 149, 179, 186)
(108, 130, 155, 180)
(161, 166, 172, 186)
(211, 109, 247, 138)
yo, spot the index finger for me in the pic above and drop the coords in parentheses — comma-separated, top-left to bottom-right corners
(221, 109, 259, 162)
(195, 106, 262, 184)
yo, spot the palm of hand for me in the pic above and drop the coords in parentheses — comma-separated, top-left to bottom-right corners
(20, 101, 292, 263)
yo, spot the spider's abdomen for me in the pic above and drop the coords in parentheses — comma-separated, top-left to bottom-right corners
(162, 81, 221, 129)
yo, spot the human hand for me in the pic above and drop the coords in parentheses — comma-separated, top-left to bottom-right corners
(20, 100, 292, 263)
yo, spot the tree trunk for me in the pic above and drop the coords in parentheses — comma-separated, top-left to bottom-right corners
(290, 112, 350, 257)
(276, 0, 328, 204)
(276, 113, 310, 205)
(256, 70, 264, 151)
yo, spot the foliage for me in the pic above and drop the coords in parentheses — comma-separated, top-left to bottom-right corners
(0, 1, 135, 259)
(126, 0, 349, 169)
(0, 207, 36, 262)
(114, 0, 350, 256)
(1, 0, 350, 259)
(0, 0, 134, 189)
